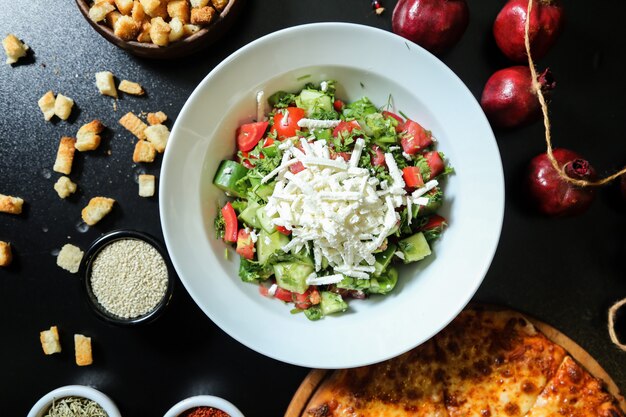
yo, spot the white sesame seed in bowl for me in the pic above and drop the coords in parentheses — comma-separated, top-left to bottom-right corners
(81, 230, 175, 325)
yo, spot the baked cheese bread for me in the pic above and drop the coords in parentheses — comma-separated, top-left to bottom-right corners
(303, 308, 624, 417)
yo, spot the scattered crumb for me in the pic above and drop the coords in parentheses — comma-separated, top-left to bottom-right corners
(95, 71, 118, 98)
(38, 91, 56, 121)
(56, 243, 84, 273)
(0, 241, 12, 266)
(81, 197, 115, 226)
(0, 194, 24, 215)
(53, 137, 76, 175)
(76, 120, 105, 152)
(147, 111, 167, 125)
(74, 334, 93, 366)
(2, 34, 28, 65)
(138, 174, 155, 197)
(54, 176, 77, 199)
(144, 123, 169, 153)
(119, 111, 147, 140)
(40, 326, 62, 355)
(133, 140, 156, 163)
(118, 79, 144, 96)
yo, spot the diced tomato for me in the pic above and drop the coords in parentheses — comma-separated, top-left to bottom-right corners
(238, 151, 264, 169)
(330, 151, 351, 162)
(400, 120, 432, 155)
(263, 137, 275, 147)
(293, 287, 320, 309)
(402, 166, 425, 189)
(237, 121, 269, 152)
(276, 225, 291, 236)
(333, 99, 344, 112)
(271, 107, 306, 140)
(424, 151, 445, 178)
(370, 145, 386, 167)
(289, 161, 305, 174)
(332, 120, 361, 138)
(235, 229, 254, 260)
(274, 287, 293, 303)
(382, 110, 405, 132)
(422, 214, 447, 231)
(259, 285, 269, 297)
(221, 202, 238, 243)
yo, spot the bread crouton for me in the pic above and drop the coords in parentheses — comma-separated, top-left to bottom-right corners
(190, 0, 209, 7)
(118, 80, 144, 96)
(119, 112, 147, 140)
(81, 197, 115, 226)
(54, 94, 74, 121)
(150, 16, 171, 46)
(191, 6, 216, 25)
(115, 0, 134, 15)
(2, 34, 29, 65)
(132, 0, 146, 21)
(138, 174, 156, 197)
(137, 21, 152, 42)
(169, 17, 184, 42)
(133, 140, 156, 163)
(141, 0, 165, 17)
(147, 111, 167, 125)
(38, 91, 56, 121)
(54, 176, 77, 199)
(0, 194, 24, 215)
(167, 0, 190, 23)
(76, 120, 105, 152)
(53, 137, 76, 175)
(211, 0, 229, 12)
(114, 15, 141, 40)
(106, 10, 122, 27)
(74, 334, 93, 366)
(57, 243, 84, 273)
(40, 326, 62, 355)
(89, 1, 116, 22)
(95, 71, 117, 98)
(0, 241, 12, 267)
(183, 24, 201, 37)
(144, 124, 169, 153)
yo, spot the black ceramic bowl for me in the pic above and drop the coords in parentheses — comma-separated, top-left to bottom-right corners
(75, 0, 244, 59)
(81, 230, 175, 326)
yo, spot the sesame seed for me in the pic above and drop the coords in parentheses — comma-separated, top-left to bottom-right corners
(90, 239, 168, 319)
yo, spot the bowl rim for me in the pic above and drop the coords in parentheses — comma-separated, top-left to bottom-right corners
(163, 395, 245, 417)
(27, 385, 121, 417)
(80, 229, 175, 326)
(159, 22, 505, 368)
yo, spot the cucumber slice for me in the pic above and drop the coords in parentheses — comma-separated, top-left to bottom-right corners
(256, 206, 276, 233)
(213, 160, 248, 197)
(320, 291, 348, 315)
(238, 201, 261, 229)
(373, 244, 397, 277)
(370, 267, 398, 295)
(398, 232, 431, 263)
(273, 262, 313, 294)
(254, 182, 275, 202)
(256, 229, 288, 264)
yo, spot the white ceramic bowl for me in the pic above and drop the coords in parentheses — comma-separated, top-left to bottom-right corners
(163, 395, 244, 417)
(160, 22, 504, 369)
(27, 385, 121, 417)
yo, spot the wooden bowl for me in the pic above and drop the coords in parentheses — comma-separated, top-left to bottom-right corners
(75, 0, 244, 59)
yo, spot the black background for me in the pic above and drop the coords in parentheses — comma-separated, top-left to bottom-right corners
(1, 0, 625, 416)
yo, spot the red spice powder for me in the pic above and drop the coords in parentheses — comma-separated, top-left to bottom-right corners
(180, 406, 230, 417)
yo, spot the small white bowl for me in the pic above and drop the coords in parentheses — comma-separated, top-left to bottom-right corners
(163, 395, 245, 417)
(27, 385, 121, 417)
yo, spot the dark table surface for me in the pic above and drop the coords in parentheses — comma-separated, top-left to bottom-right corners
(1, 0, 625, 415)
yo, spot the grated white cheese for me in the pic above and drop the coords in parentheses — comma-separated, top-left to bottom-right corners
(306, 273, 344, 286)
(256, 90, 265, 122)
(264, 140, 411, 280)
(297, 118, 341, 130)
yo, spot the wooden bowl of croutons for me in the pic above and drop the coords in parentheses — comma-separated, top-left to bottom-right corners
(76, 0, 244, 59)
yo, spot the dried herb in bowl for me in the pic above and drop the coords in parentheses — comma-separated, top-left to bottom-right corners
(43, 396, 108, 417)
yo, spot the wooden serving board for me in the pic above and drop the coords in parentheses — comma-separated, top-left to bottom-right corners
(284, 310, 626, 417)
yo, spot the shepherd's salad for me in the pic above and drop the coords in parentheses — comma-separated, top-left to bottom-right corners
(213, 81, 452, 320)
